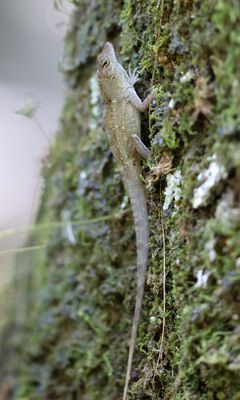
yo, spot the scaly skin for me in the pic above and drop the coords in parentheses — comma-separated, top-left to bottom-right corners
(97, 42, 153, 400)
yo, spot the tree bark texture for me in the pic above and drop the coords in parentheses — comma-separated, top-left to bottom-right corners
(15, 1, 240, 399)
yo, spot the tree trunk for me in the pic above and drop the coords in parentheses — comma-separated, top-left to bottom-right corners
(15, 1, 240, 399)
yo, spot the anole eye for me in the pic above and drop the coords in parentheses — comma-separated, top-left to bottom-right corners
(102, 59, 110, 68)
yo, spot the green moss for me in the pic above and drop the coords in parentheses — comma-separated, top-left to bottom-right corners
(15, 0, 240, 399)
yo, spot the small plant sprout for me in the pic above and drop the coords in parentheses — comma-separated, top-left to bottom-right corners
(15, 96, 51, 144)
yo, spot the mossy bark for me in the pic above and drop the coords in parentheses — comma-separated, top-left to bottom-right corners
(16, 1, 240, 399)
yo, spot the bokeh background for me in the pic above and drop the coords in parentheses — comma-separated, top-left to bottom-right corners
(0, 0, 72, 312)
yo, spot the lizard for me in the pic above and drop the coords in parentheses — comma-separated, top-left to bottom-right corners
(97, 42, 154, 400)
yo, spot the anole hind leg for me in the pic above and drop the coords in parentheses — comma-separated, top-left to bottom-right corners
(131, 134, 151, 160)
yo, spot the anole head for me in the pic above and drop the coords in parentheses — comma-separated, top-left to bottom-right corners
(97, 42, 118, 80)
(97, 42, 131, 100)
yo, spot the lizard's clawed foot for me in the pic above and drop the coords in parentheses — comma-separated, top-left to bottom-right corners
(128, 66, 139, 86)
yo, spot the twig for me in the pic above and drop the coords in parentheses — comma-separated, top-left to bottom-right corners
(33, 116, 51, 145)
(153, 179, 166, 380)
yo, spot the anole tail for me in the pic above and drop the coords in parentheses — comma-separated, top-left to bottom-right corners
(122, 173, 149, 400)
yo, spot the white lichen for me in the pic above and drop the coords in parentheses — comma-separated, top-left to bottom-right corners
(65, 222, 77, 245)
(204, 238, 217, 262)
(78, 170, 88, 196)
(89, 75, 100, 107)
(194, 269, 210, 288)
(89, 75, 101, 130)
(180, 70, 195, 83)
(150, 315, 157, 323)
(192, 158, 227, 209)
(79, 170, 87, 180)
(120, 195, 129, 210)
(215, 190, 240, 229)
(236, 258, 240, 268)
(163, 170, 182, 211)
(62, 210, 76, 245)
(168, 98, 176, 110)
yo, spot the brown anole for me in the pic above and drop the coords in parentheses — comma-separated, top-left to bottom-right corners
(97, 42, 153, 400)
